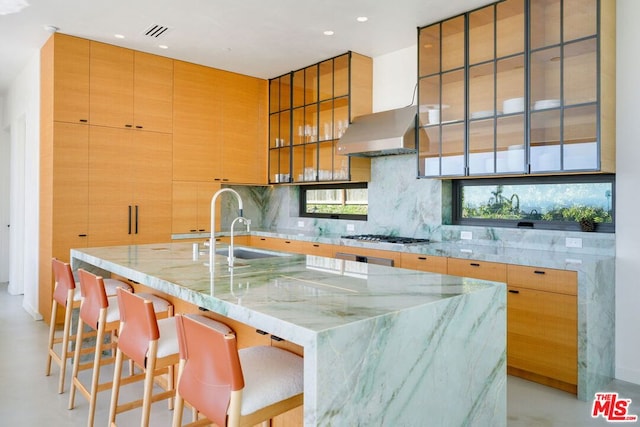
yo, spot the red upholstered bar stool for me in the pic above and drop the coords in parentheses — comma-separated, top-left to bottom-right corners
(172, 314, 304, 427)
(46, 258, 132, 394)
(68, 269, 172, 426)
(108, 288, 179, 427)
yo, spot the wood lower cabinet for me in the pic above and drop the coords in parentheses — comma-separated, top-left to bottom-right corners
(506, 265, 577, 394)
(250, 236, 303, 254)
(447, 257, 508, 282)
(399, 253, 448, 274)
(298, 241, 336, 258)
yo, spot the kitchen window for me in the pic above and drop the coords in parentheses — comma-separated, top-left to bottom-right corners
(452, 175, 615, 232)
(300, 183, 368, 220)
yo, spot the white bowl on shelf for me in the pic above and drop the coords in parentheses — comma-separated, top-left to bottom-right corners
(503, 97, 525, 114)
(533, 99, 561, 110)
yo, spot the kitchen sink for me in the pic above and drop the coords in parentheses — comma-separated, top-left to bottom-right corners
(215, 247, 288, 260)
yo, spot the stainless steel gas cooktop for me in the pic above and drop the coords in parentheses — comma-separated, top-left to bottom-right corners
(340, 234, 430, 245)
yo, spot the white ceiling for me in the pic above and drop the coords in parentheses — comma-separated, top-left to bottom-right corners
(0, 0, 494, 94)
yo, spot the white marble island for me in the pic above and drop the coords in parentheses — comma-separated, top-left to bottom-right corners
(71, 242, 506, 426)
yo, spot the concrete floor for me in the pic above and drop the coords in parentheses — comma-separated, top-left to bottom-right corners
(1, 283, 638, 427)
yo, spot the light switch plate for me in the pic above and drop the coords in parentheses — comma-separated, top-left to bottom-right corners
(346, 223, 355, 232)
(297, 220, 305, 228)
(460, 231, 473, 240)
(565, 237, 582, 248)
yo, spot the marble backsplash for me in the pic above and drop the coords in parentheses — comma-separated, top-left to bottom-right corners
(224, 155, 615, 257)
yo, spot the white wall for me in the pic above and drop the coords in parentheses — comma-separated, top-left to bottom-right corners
(373, 45, 418, 112)
(3, 51, 41, 319)
(615, 0, 640, 385)
(0, 98, 9, 283)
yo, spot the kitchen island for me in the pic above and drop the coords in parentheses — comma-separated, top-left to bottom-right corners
(71, 242, 506, 426)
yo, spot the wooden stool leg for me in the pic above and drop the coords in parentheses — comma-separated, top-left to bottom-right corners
(57, 301, 74, 394)
(68, 318, 85, 410)
(108, 346, 125, 426)
(87, 318, 107, 427)
(172, 360, 185, 427)
(45, 300, 58, 377)
(141, 341, 158, 427)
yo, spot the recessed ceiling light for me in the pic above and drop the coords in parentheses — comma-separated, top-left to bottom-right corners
(158, 44, 169, 49)
(323, 30, 334, 36)
(114, 34, 125, 39)
(356, 16, 368, 22)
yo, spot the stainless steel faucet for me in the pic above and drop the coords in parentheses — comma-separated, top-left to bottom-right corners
(228, 216, 251, 267)
(209, 188, 243, 272)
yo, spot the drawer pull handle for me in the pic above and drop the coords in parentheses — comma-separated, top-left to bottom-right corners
(256, 329, 268, 335)
(534, 270, 546, 275)
(508, 289, 520, 294)
(260, 238, 266, 241)
(313, 244, 319, 247)
(418, 256, 427, 260)
(271, 335, 284, 342)
(470, 263, 480, 267)
(79, 119, 88, 123)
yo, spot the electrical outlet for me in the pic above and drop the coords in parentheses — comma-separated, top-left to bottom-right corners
(297, 220, 305, 228)
(565, 237, 582, 248)
(460, 231, 473, 240)
(346, 223, 355, 232)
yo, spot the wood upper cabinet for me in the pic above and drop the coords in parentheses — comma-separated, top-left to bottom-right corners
(49, 34, 90, 124)
(88, 127, 172, 247)
(133, 52, 174, 133)
(90, 42, 134, 128)
(220, 71, 268, 184)
(172, 181, 221, 234)
(173, 61, 267, 184)
(90, 42, 173, 132)
(173, 60, 223, 181)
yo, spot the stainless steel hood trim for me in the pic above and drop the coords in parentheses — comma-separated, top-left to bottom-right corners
(336, 106, 419, 157)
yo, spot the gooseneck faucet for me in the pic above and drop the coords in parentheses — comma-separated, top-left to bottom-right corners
(228, 216, 251, 267)
(209, 188, 243, 272)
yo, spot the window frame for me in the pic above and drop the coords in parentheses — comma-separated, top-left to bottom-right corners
(452, 174, 615, 232)
(299, 182, 368, 221)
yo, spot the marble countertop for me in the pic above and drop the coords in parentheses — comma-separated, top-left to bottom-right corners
(71, 242, 503, 347)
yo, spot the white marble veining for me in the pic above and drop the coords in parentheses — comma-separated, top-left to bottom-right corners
(71, 242, 506, 426)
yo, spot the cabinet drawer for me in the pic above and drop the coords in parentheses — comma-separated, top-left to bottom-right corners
(250, 236, 303, 253)
(447, 258, 507, 282)
(400, 253, 448, 274)
(507, 265, 577, 295)
(298, 241, 336, 258)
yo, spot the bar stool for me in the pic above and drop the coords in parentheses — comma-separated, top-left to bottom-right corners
(172, 314, 304, 427)
(68, 269, 172, 427)
(108, 288, 179, 427)
(46, 258, 132, 394)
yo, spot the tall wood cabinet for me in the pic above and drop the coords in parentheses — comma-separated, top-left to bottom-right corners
(418, 0, 615, 177)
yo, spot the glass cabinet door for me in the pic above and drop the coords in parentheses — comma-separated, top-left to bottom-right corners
(418, 0, 604, 178)
(529, 0, 598, 173)
(269, 52, 365, 184)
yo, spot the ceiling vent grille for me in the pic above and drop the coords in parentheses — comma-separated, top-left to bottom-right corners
(142, 24, 171, 39)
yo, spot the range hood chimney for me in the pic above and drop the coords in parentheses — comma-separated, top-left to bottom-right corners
(336, 106, 419, 157)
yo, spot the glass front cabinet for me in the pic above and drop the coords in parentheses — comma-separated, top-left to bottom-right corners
(418, 0, 615, 178)
(269, 52, 372, 184)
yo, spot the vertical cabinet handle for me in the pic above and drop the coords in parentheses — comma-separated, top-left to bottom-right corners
(128, 205, 132, 234)
(135, 205, 139, 234)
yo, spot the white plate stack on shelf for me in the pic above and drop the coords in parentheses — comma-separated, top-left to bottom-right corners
(533, 99, 561, 110)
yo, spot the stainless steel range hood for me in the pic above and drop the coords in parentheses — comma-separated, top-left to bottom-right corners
(336, 106, 418, 157)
